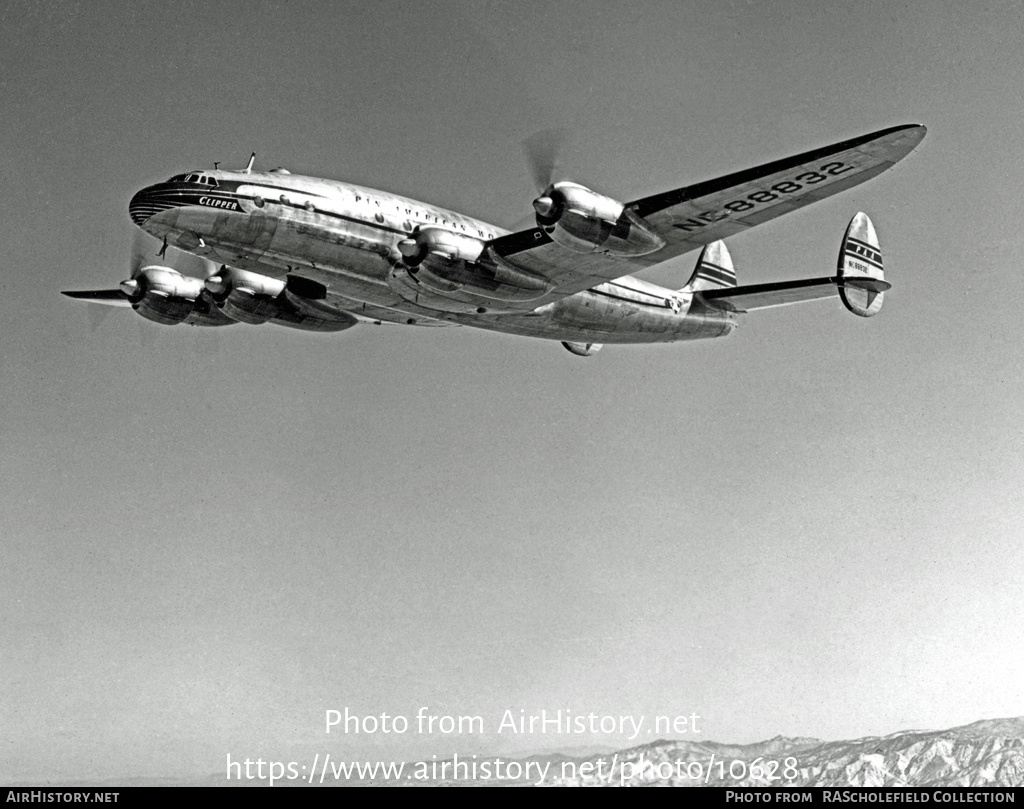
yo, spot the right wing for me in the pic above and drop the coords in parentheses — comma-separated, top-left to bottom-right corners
(489, 124, 924, 305)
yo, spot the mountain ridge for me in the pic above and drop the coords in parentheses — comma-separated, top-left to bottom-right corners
(541, 716, 1024, 787)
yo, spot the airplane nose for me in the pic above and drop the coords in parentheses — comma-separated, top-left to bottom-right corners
(129, 186, 157, 226)
(129, 183, 183, 227)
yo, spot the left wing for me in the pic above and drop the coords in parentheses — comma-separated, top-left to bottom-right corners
(489, 124, 924, 303)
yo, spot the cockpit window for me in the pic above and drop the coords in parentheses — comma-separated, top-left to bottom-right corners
(168, 173, 219, 187)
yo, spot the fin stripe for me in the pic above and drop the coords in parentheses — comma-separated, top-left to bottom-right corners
(696, 264, 737, 280)
(696, 266, 736, 285)
(845, 237, 883, 262)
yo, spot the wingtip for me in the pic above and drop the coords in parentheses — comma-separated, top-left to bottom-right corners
(901, 123, 927, 140)
(880, 123, 926, 140)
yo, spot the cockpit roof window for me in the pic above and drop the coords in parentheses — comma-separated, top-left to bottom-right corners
(168, 173, 218, 186)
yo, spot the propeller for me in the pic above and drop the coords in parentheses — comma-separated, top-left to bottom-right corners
(65, 227, 227, 332)
(522, 127, 568, 193)
(121, 229, 219, 295)
(506, 127, 570, 231)
(128, 229, 217, 278)
(121, 227, 230, 332)
(86, 301, 113, 332)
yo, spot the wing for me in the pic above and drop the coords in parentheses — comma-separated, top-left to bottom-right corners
(490, 124, 925, 303)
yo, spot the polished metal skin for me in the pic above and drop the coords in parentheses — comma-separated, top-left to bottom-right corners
(64, 125, 925, 355)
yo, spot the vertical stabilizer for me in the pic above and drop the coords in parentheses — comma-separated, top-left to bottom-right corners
(837, 212, 885, 317)
(683, 240, 736, 292)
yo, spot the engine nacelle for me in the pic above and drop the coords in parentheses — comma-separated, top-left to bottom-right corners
(397, 227, 485, 268)
(204, 267, 356, 332)
(396, 227, 486, 294)
(393, 227, 552, 304)
(205, 266, 287, 325)
(121, 266, 233, 326)
(533, 182, 664, 257)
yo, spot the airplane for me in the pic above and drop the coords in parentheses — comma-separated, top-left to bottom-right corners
(63, 124, 925, 357)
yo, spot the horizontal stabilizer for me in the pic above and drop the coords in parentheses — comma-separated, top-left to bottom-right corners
(842, 276, 890, 294)
(702, 277, 836, 311)
(61, 289, 132, 307)
(702, 275, 891, 312)
(701, 212, 887, 314)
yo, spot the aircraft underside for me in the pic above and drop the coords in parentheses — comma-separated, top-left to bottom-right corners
(138, 202, 736, 345)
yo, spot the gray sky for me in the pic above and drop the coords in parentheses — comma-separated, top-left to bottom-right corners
(2, 0, 1022, 783)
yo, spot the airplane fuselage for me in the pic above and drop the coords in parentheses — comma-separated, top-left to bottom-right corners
(129, 168, 736, 344)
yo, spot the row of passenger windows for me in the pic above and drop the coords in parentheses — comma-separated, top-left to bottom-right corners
(168, 173, 219, 187)
(163, 174, 495, 238)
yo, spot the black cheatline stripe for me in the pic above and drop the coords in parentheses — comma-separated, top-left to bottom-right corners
(133, 190, 410, 236)
(130, 200, 179, 224)
(146, 191, 234, 206)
